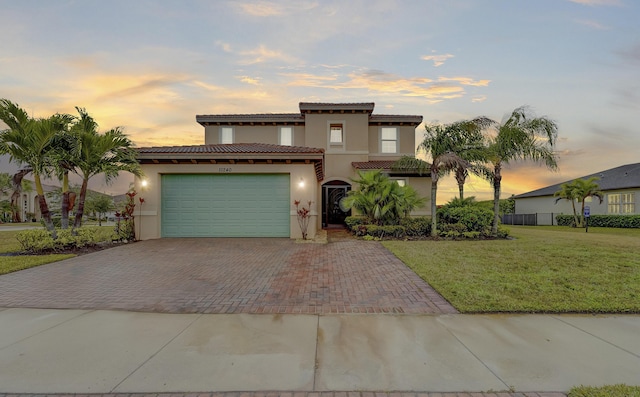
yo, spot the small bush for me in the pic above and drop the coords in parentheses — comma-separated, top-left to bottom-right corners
(345, 216, 367, 230)
(400, 216, 431, 237)
(438, 205, 493, 233)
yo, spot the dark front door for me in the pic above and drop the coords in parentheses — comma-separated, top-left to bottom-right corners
(322, 183, 351, 227)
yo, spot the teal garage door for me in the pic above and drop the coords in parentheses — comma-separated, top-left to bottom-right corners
(161, 174, 290, 237)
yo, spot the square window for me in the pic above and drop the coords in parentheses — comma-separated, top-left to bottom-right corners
(381, 127, 398, 153)
(330, 124, 343, 144)
(220, 127, 233, 144)
(279, 127, 293, 146)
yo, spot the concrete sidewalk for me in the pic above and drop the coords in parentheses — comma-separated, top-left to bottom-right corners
(0, 308, 638, 395)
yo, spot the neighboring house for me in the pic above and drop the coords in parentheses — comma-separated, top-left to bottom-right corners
(135, 102, 428, 239)
(513, 163, 640, 225)
(0, 180, 57, 222)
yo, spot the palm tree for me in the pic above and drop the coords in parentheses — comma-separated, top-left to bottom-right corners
(554, 181, 579, 227)
(50, 118, 77, 229)
(342, 170, 425, 225)
(449, 117, 495, 200)
(71, 108, 142, 228)
(0, 99, 71, 235)
(485, 106, 558, 236)
(555, 177, 603, 227)
(395, 120, 490, 237)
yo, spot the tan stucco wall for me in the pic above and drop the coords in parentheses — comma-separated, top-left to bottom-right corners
(367, 125, 418, 158)
(136, 163, 320, 240)
(303, 113, 370, 152)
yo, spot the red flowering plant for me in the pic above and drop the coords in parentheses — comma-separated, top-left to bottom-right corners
(115, 189, 138, 241)
(294, 200, 312, 240)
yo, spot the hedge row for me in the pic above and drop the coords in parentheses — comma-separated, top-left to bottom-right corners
(16, 228, 119, 254)
(556, 214, 640, 228)
(346, 216, 432, 238)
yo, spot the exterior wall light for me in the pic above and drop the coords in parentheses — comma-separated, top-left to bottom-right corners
(141, 179, 148, 189)
(298, 178, 305, 188)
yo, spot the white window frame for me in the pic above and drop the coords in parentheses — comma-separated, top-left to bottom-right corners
(607, 192, 635, 214)
(220, 126, 234, 144)
(380, 127, 398, 154)
(279, 126, 293, 146)
(329, 123, 344, 145)
(326, 121, 346, 151)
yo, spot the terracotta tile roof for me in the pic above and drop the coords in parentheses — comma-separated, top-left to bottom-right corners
(352, 160, 397, 170)
(137, 143, 324, 155)
(196, 113, 303, 126)
(369, 114, 423, 125)
(352, 160, 431, 174)
(299, 102, 375, 113)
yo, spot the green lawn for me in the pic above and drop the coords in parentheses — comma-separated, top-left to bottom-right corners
(383, 226, 640, 313)
(0, 254, 76, 275)
(569, 384, 640, 397)
(0, 229, 22, 254)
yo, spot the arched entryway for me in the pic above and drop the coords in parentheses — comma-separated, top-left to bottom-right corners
(322, 180, 351, 228)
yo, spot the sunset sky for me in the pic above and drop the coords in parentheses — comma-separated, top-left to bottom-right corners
(1, 0, 639, 202)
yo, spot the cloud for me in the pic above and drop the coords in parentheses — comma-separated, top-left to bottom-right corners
(567, 0, 622, 5)
(280, 68, 490, 104)
(617, 42, 640, 64)
(235, 1, 318, 17)
(575, 19, 611, 30)
(237, 44, 299, 65)
(216, 41, 233, 53)
(438, 77, 491, 87)
(238, 76, 262, 85)
(471, 95, 487, 103)
(421, 53, 454, 67)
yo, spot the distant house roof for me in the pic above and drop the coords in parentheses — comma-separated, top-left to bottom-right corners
(137, 143, 325, 181)
(515, 163, 640, 199)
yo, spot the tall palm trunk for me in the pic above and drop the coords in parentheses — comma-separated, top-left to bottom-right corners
(34, 173, 56, 238)
(73, 178, 89, 229)
(455, 167, 465, 200)
(61, 171, 70, 229)
(491, 163, 502, 237)
(430, 174, 439, 237)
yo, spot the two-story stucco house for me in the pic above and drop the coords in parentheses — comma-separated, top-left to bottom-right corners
(135, 102, 428, 239)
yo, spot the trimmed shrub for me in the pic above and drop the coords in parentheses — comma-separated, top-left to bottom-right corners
(438, 205, 493, 233)
(345, 216, 367, 230)
(556, 214, 640, 228)
(364, 225, 406, 239)
(16, 229, 55, 253)
(400, 216, 431, 237)
(16, 227, 113, 253)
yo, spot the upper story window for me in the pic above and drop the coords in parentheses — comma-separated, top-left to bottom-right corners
(381, 127, 398, 153)
(330, 124, 343, 144)
(279, 126, 293, 146)
(392, 179, 406, 187)
(608, 192, 635, 214)
(220, 126, 234, 144)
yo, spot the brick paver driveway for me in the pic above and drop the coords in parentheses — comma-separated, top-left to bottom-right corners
(0, 232, 456, 314)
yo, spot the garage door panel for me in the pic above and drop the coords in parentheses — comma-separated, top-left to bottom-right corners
(161, 174, 290, 237)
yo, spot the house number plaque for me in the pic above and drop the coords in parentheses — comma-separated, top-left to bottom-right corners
(218, 167, 233, 172)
